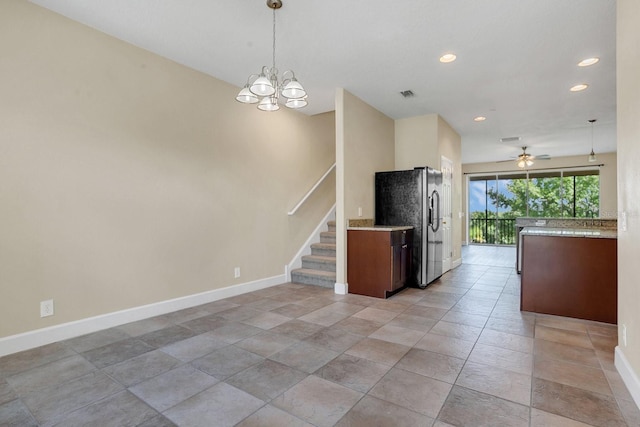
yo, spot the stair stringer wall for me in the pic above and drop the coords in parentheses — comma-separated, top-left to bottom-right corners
(286, 204, 336, 282)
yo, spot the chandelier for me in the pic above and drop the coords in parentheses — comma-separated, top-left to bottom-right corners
(235, 0, 307, 111)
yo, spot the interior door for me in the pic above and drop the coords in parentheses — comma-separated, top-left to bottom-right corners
(441, 156, 453, 273)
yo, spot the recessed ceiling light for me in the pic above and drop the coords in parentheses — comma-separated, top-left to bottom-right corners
(439, 53, 457, 63)
(578, 57, 600, 67)
(473, 116, 486, 122)
(570, 84, 589, 92)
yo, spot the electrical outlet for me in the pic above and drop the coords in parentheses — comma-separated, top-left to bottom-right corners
(358, 207, 362, 217)
(234, 267, 241, 278)
(40, 299, 54, 318)
(622, 324, 628, 347)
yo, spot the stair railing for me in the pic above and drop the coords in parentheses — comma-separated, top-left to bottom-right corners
(288, 162, 336, 216)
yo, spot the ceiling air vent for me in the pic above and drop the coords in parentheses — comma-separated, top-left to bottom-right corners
(400, 90, 414, 98)
(500, 136, 521, 143)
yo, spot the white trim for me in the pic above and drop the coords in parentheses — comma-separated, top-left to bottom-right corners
(286, 205, 336, 281)
(334, 282, 348, 295)
(0, 274, 285, 357)
(451, 257, 462, 269)
(615, 346, 640, 409)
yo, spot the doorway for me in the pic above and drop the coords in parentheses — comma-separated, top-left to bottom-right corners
(441, 156, 453, 273)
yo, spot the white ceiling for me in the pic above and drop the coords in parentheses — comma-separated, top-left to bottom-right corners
(29, 0, 617, 164)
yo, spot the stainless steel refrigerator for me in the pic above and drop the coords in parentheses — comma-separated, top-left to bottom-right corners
(375, 167, 443, 288)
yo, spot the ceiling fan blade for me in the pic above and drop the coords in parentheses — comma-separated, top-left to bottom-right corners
(496, 159, 515, 163)
(536, 154, 551, 160)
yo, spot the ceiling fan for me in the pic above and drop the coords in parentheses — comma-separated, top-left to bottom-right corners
(497, 146, 551, 168)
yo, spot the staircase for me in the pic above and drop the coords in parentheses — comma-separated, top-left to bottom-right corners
(291, 220, 336, 288)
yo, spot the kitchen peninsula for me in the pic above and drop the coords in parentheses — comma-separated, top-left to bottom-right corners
(515, 217, 618, 273)
(520, 226, 617, 324)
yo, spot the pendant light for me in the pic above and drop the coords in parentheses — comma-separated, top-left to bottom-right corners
(588, 119, 597, 162)
(235, 0, 308, 111)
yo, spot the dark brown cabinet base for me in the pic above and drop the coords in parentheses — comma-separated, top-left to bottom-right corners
(521, 235, 617, 324)
(347, 228, 412, 299)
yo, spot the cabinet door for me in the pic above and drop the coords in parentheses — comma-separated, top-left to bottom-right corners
(391, 244, 403, 291)
(400, 243, 410, 285)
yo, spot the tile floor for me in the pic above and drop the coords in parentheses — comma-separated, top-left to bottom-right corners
(1, 245, 639, 426)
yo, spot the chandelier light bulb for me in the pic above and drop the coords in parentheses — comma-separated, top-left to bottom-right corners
(257, 96, 280, 112)
(250, 74, 276, 97)
(285, 97, 308, 109)
(282, 78, 306, 99)
(236, 85, 259, 104)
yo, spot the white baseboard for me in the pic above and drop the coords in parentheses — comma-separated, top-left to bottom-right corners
(452, 257, 462, 269)
(286, 205, 336, 281)
(615, 346, 640, 409)
(334, 282, 348, 295)
(0, 274, 285, 357)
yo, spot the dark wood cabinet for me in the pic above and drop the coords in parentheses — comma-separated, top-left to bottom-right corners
(347, 228, 413, 298)
(521, 234, 617, 324)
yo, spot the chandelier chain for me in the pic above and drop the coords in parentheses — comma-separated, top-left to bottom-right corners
(272, 6, 276, 71)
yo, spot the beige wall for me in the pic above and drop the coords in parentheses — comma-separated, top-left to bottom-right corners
(394, 114, 440, 169)
(394, 114, 463, 264)
(335, 89, 395, 286)
(0, 0, 335, 338)
(616, 0, 640, 402)
(461, 153, 618, 243)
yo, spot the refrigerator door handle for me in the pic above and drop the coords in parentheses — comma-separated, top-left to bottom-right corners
(431, 190, 441, 232)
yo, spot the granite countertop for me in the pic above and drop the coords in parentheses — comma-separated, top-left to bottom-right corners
(515, 217, 617, 230)
(347, 225, 414, 232)
(520, 226, 617, 239)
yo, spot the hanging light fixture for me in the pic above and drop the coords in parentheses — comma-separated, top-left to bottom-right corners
(588, 119, 597, 162)
(235, 0, 307, 111)
(516, 147, 535, 168)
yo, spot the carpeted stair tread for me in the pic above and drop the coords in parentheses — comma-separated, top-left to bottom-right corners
(302, 255, 336, 263)
(292, 268, 336, 278)
(311, 242, 336, 249)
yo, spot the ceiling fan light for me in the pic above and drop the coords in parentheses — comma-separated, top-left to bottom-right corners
(282, 79, 306, 99)
(257, 96, 280, 111)
(517, 159, 526, 168)
(236, 86, 259, 104)
(250, 74, 276, 97)
(526, 159, 534, 167)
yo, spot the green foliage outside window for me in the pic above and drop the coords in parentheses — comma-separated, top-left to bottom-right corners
(469, 171, 599, 245)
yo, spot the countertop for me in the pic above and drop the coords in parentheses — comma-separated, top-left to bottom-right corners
(515, 217, 617, 230)
(347, 225, 414, 232)
(520, 226, 617, 239)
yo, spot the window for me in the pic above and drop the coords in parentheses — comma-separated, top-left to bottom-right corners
(468, 168, 600, 245)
